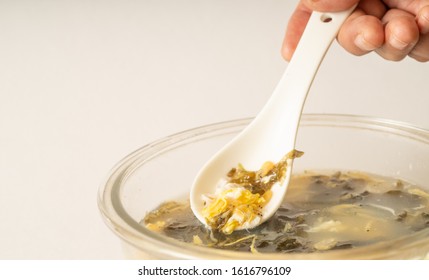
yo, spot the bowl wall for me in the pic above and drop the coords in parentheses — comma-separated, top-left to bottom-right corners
(99, 115, 429, 259)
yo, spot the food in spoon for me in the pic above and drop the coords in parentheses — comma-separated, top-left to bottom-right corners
(144, 171, 429, 253)
(201, 150, 303, 234)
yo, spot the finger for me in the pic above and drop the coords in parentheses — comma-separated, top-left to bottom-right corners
(357, 0, 387, 18)
(384, 0, 429, 14)
(409, 33, 429, 61)
(376, 9, 420, 61)
(384, 0, 429, 33)
(302, 0, 359, 12)
(282, 3, 312, 61)
(416, 5, 429, 33)
(337, 9, 384, 55)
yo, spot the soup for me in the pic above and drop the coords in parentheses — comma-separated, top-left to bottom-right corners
(144, 171, 429, 253)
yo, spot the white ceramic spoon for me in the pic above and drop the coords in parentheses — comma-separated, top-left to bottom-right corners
(190, 7, 355, 230)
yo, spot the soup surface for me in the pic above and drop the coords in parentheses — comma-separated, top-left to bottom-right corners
(144, 171, 429, 253)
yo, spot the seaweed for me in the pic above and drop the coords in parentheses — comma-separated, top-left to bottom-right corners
(144, 171, 429, 254)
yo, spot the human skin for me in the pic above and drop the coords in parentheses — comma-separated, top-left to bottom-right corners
(282, 0, 429, 62)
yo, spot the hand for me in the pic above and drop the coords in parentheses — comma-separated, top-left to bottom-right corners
(282, 0, 429, 62)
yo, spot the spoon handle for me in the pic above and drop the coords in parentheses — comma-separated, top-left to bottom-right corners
(248, 7, 356, 162)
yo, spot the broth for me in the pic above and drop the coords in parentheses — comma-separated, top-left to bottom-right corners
(143, 171, 429, 253)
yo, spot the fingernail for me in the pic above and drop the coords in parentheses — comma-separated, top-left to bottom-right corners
(354, 34, 375, 51)
(390, 35, 409, 50)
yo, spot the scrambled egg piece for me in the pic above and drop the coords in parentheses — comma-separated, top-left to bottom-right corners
(201, 150, 303, 235)
(145, 221, 166, 232)
(202, 186, 271, 234)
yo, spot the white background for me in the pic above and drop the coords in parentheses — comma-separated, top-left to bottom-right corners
(0, 0, 428, 259)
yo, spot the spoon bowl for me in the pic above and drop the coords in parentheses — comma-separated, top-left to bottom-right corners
(190, 7, 356, 230)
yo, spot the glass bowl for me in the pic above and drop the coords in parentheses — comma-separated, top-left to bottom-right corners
(98, 114, 429, 259)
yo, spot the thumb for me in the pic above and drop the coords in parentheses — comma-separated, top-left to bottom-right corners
(303, 0, 359, 12)
(282, 0, 360, 61)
